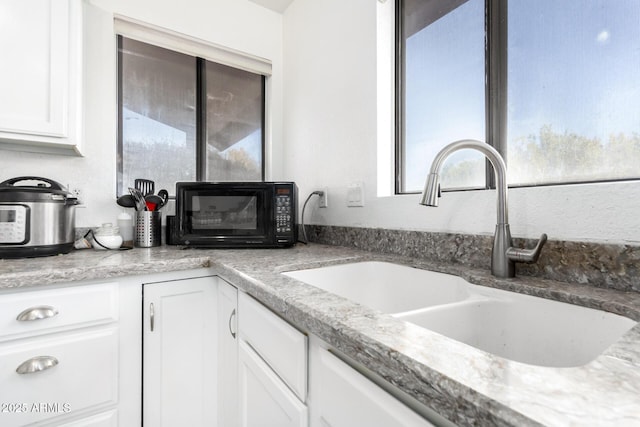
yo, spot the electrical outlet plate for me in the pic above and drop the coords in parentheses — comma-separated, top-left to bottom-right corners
(318, 188, 328, 208)
(68, 186, 85, 206)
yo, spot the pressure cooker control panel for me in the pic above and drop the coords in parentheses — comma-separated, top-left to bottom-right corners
(0, 205, 29, 244)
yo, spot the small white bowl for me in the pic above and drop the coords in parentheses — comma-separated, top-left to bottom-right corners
(92, 234, 123, 250)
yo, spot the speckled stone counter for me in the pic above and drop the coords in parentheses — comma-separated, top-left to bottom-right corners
(305, 225, 640, 292)
(1, 244, 639, 426)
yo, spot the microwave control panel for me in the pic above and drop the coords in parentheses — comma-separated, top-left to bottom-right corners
(275, 193, 293, 235)
(274, 183, 297, 245)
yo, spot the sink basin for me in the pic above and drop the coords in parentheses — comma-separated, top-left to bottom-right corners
(394, 287, 636, 367)
(283, 261, 470, 313)
(283, 261, 637, 367)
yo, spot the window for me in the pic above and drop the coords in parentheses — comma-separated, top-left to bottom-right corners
(397, 0, 640, 193)
(117, 36, 265, 196)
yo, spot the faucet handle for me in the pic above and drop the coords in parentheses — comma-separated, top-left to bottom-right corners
(505, 234, 548, 263)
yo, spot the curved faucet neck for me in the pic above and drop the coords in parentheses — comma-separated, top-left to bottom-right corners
(421, 139, 547, 279)
(427, 139, 508, 225)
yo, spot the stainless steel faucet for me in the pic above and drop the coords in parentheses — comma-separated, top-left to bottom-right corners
(420, 139, 547, 278)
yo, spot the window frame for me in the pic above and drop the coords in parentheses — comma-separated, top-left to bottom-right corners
(194, 57, 267, 182)
(394, 0, 406, 195)
(114, 18, 271, 197)
(395, 0, 640, 194)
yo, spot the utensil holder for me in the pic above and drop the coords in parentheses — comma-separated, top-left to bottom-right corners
(135, 211, 161, 247)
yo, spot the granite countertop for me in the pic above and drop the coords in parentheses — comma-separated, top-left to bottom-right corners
(1, 244, 639, 426)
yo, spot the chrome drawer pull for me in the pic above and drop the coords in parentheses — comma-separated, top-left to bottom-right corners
(150, 303, 155, 332)
(228, 308, 237, 339)
(16, 305, 59, 321)
(16, 356, 59, 374)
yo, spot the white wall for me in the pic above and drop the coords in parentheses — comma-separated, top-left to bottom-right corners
(0, 0, 284, 228)
(3, 0, 637, 244)
(283, 0, 640, 245)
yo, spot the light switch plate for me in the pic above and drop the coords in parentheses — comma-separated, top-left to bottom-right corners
(347, 182, 364, 207)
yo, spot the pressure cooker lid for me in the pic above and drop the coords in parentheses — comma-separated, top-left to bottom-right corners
(0, 176, 78, 203)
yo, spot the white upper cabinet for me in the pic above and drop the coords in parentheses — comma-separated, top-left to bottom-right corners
(0, 0, 83, 155)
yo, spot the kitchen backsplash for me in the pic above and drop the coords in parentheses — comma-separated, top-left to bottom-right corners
(303, 225, 640, 294)
(76, 224, 639, 293)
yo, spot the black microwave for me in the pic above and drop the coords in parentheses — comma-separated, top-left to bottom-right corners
(169, 182, 297, 248)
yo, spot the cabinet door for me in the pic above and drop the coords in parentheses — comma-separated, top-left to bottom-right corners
(142, 277, 217, 427)
(56, 410, 118, 427)
(0, 327, 118, 427)
(239, 340, 308, 427)
(310, 346, 435, 427)
(238, 292, 308, 401)
(217, 279, 238, 427)
(0, 0, 82, 154)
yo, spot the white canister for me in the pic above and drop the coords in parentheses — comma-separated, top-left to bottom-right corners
(117, 211, 134, 245)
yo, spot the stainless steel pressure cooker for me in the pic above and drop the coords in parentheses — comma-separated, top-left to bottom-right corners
(0, 176, 79, 258)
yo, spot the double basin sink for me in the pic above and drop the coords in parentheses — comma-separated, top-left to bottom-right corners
(283, 261, 636, 367)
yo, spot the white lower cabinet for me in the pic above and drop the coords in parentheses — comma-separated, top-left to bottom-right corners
(237, 291, 309, 427)
(0, 281, 121, 427)
(142, 276, 218, 427)
(238, 292, 308, 401)
(141, 274, 240, 427)
(0, 270, 447, 426)
(0, 327, 118, 427)
(218, 279, 239, 427)
(239, 340, 308, 427)
(235, 290, 439, 427)
(55, 409, 118, 427)
(309, 339, 436, 427)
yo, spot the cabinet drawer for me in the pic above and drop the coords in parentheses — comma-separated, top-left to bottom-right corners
(311, 347, 435, 427)
(56, 409, 118, 427)
(239, 340, 308, 427)
(0, 327, 118, 427)
(0, 283, 118, 341)
(238, 292, 308, 401)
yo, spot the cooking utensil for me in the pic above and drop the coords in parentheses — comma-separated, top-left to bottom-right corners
(128, 187, 148, 211)
(0, 176, 79, 258)
(157, 189, 169, 208)
(145, 194, 164, 211)
(134, 179, 155, 196)
(116, 194, 136, 208)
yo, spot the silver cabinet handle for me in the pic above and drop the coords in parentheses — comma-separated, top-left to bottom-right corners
(16, 356, 59, 374)
(228, 308, 236, 339)
(150, 302, 155, 332)
(16, 305, 59, 321)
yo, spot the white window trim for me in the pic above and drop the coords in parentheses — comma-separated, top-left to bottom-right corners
(376, 0, 395, 197)
(114, 16, 272, 76)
